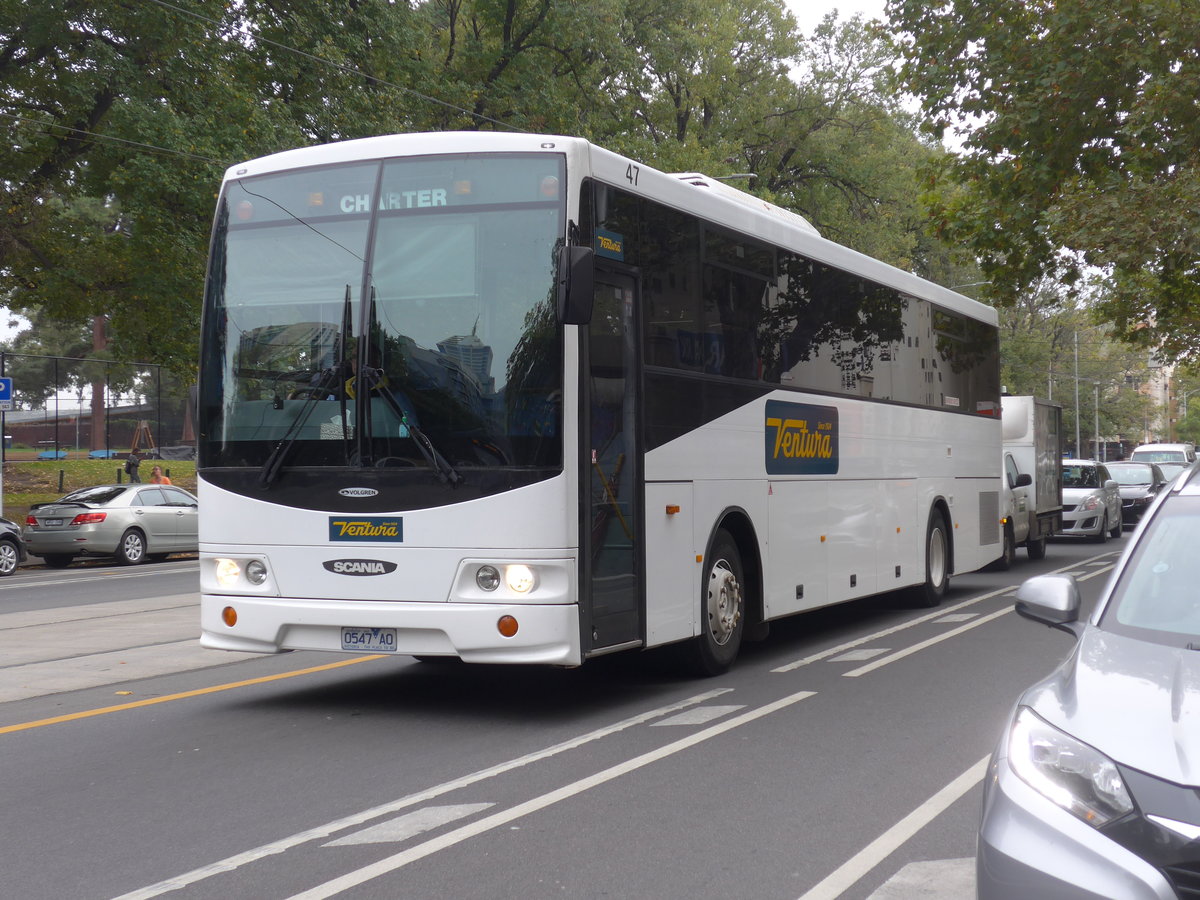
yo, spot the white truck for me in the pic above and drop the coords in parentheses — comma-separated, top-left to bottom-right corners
(998, 395, 1064, 568)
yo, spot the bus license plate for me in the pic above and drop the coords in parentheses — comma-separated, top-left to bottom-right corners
(340, 627, 397, 652)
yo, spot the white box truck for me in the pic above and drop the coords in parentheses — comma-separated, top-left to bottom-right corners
(998, 395, 1064, 568)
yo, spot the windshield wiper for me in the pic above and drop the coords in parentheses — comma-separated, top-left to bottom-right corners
(362, 368, 463, 486)
(259, 285, 353, 487)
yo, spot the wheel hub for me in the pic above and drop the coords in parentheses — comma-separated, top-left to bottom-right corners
(707, 560, 742, 646)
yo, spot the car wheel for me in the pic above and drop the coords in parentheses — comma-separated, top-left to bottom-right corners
(685, 528, 745, 677)
(1092, 514, 1109, 544)
(0, 539, 18, 576)
(116, 529, 147, 565)
(910, 510, 950, 608)
(1026, 534, 1047, 561)
(995, 525, 1015, 571)
(1109, 513, 1123, 539)
(43, 554, 75, 569)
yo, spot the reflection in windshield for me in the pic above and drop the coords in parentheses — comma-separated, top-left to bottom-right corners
(1107, 500, 1200, 640)
(199, 153, 565, 485)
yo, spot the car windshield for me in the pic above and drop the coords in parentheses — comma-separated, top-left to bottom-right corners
(57, 486, 127, 505)
(1133, 450, 1188, 463)
(1062, 465, 1101, 489)
(1102, 496, 1200, 644)
(1107, 465, 1152, 486)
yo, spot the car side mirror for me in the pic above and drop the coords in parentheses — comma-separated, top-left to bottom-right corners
(556, 245, 594, 325)
(1015, 574, 1083, 637)
(1014, 473, 1032, 488)
(1105, 479, 1119, 490)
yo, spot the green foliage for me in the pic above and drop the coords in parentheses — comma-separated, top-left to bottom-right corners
(889, 0, 1200, 361)
(2, 0, 966, 374)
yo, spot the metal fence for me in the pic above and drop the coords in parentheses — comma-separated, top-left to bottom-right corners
(0, 352, 195, 462)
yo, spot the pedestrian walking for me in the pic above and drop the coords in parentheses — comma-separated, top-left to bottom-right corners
(125, 449, 142, 483)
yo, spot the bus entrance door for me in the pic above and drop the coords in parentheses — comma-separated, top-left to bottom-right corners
(584, 270, 643, 654)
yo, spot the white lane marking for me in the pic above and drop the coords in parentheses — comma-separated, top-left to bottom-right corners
(651, 705, 745, 726)
(112, 688, 733, 900)
(932, 613, 977, 624)
(772, 551, 1119, 674)
(324, 804, 493, 847)
(828, 648, 889, 663)
(842, 608, 1012, 677)
(771, 587, 1014, 673)
(865, 858, 974, 899)
(286, 690, 817, 900)
(797, 756, 989, 900)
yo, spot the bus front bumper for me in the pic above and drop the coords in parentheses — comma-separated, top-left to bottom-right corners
(200, 594, 583, 666)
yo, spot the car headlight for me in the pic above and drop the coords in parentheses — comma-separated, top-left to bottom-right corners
(1081, 495, 1101, 511)
(1008, 707, 1133, 827)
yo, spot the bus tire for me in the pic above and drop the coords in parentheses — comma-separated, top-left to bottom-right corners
(911, 510, 949, 608)
(686, 529, 745, 677)
(996, 524, 1015, 571)
(1026, 534, 1047, 561)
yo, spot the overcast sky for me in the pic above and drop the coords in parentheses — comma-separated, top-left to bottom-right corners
(783, 0, 889, 33)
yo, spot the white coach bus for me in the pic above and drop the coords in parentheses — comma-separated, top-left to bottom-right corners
(197, 131, 1001, 675)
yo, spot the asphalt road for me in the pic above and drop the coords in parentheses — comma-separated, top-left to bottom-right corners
(0, 537, 1126, 899)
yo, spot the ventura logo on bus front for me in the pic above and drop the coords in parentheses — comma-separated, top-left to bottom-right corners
(328, 517, 404, 542)
(323, 559, 398, 576)
(764, 400, 839, 475)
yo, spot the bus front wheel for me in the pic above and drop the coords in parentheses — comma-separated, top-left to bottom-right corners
(911, 511, 949, 608)
(686, 529, 745, 677)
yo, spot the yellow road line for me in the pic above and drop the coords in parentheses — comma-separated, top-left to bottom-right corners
(0, 655, 385, 735)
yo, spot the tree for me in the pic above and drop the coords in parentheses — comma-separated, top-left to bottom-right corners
(888, 0, 1200, 361)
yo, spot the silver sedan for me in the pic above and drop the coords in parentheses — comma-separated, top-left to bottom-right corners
(23, 483, 198, 568)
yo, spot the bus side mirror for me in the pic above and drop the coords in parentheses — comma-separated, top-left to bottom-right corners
(557, 245, 594, 325)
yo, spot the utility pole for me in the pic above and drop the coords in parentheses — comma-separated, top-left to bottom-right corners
(1074, 331, 1081, 457)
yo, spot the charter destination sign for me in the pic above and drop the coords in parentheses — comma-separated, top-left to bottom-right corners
(764, 400, 839, 475)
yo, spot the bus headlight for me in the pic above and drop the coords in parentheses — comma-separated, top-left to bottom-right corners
(505, 564, 536, 593)
(476, 565, 501, 591)
(215, 558, 241, 588)
(245, 559, 269, 585)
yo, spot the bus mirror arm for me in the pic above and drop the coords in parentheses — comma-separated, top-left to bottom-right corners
(557, 245, 594, 325)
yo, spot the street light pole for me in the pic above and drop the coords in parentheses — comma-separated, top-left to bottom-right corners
(1094, 382, 1102, 461)
(1074, 332, 1081, 457)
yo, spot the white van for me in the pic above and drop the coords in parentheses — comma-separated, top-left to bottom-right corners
(1129, 442, 1196, 467)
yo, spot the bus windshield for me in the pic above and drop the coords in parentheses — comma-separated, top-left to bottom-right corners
(200, 153, 565, 477)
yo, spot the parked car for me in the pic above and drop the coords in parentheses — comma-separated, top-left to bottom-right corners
(977, 463, 1200, 898)
(23, 483, 198, 567)
(0, 516, 28, 576)
(1105, 460, 1170, 525)
(1156, 461, 1189, 483)
(1058, 459, 1122, 541)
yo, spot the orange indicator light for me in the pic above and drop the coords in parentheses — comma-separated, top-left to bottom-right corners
(222, 606, 238, 627)
(497, 615, 519, 638)
(665, 505, 680, 515)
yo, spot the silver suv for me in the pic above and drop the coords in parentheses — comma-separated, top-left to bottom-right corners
(978, 462, 1200, 897)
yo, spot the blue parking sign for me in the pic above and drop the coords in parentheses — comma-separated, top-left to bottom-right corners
(0, 376, 11, 409)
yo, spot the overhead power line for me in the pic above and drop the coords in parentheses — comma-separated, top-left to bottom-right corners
(0, 112, 222, 164)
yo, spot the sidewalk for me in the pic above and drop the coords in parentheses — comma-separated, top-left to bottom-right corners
(0, 594, 257, 703)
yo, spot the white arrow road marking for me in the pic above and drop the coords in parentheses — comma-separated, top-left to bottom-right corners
(324, 804, 494, 847)
(828, 647, 890, 663)
(865, 858, 975, 899)
(652, 705, 745, 726)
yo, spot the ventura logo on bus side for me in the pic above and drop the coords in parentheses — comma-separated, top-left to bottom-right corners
(764, 400, 839, 475)
(328, 517, 404, 542)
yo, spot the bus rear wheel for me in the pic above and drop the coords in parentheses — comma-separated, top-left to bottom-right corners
(686, 529, 745, 677)
(911, 510, 949, 608)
